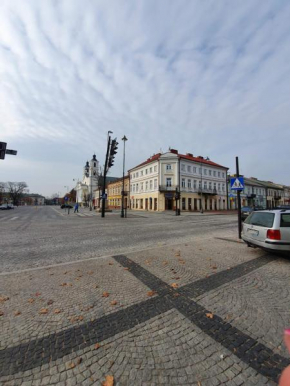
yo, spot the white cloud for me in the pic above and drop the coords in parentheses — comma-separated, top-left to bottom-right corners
(0, 0, 290, 195)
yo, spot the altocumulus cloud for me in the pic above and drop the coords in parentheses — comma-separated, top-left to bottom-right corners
(0, 0, 290, 195)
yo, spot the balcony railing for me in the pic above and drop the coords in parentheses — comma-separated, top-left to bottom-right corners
(159, 185, 179, 192)
(197, 188, 218, 195)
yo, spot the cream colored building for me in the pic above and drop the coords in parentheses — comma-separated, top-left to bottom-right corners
(129, 149, 228, 212)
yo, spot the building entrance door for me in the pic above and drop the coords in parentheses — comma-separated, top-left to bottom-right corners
(165, 198, 173, 210)
(194, 198, 197, 210)
(188, 198, 192, 211)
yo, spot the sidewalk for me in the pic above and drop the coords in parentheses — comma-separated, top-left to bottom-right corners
(0, 236, 285, 385)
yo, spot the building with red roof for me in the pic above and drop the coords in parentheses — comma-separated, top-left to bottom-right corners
(129, 149, 228, 212)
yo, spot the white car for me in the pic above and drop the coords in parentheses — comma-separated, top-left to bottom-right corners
(242, 209, 290, 255)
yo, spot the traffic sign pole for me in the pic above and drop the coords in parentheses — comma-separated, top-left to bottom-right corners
(236, 156, 242, 239)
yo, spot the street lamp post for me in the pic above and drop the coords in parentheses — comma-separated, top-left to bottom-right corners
(121, 135, 128, 218)
(200, 161, 203, 213)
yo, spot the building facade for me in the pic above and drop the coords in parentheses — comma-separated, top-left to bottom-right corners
(107, 176, 130, 209)
(75, 155, 99, 207)
(129, 149, 228, 212)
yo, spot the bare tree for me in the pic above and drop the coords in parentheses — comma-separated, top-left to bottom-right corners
(0, 182, 5, 204)
(6, 182, 28, 206)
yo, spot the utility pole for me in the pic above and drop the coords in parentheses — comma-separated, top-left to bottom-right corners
(200, 159, 203, 213)
(236, 156, 242, 239)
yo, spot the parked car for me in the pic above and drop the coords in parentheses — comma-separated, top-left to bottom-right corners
(7, 204, 14, 209)
(241, 206, 254, 220)
(60, 204, 73, 209)
(242, 209, 290, 255)
(0, 204, 11, 210)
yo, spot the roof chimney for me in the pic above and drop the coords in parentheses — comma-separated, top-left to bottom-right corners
(170, 149, 178, 154)
(186, 153, 193, 157)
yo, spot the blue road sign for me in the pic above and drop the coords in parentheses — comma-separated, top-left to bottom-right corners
(64, 196, 68, 201)
(230, 177, 244, 190)
(102, 193, 107, 199)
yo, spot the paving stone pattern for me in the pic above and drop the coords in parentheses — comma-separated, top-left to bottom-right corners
(1, 251, 289, 384)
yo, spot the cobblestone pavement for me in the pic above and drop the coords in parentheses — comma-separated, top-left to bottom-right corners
(1, 207, 290, 385)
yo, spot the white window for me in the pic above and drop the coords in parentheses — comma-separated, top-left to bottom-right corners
(150, 180, 153, 190)
(141, 182, 144, 191)
(187, 165, 191, 173)
(145, 181, 148, 190)
(218, 183, 221, 191)
(154, 179, 157, 189)
(145, 169, 148, 175)
(193, 167, 197, 173)
(136, 183, 139, 192)
(150, 167, 153, 173)
(204, 169, 207, 175)
(133, 184, 135, 192)
(166, 164, 171, 170)
(187, 179, 191, 188)
(209, 170, 212, 176)
(182, 178, 186, 188)
(194, 180, 197, 189)
(199, 180, 202, 188)
(154, 165, 157, 172)
(141, 170, 143, 176)
(214, 182, 216, 190)
(136, 172, 139, 178)
(218, 172, 221, 177)
(209, 182, 212, 189)
(181, 164, 185, 171)
(222, 184, 225, 192)
(213, 171, 216, 177)
(222, 172, 225, 178)
(166, 178, 172, 187)
(133, 173, 135, 179)
(204, 181, 207, 189)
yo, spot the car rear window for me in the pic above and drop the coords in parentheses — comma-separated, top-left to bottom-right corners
(281, 214, 290, 227)
(244, 212, 275, 227)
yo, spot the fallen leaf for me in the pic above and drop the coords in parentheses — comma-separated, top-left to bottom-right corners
(60, 283, 67, 287)
(173, 293, 180, 298)
(108, 262, 113, 266)
(14, 311, 21, 316)
(147, 291, 156, 297)
(206, 312, 214, 319)
(94, 285, 99, 288)
(54, 309, 61, 314)
(49, 273, 54, 276)
(94, 343, 101, 350)
(88, 271, 94, 275)
(28, 298, 35, 303)
(69, 362, 75, 369)
(77, 357, 82, 365)
(63, 271, 68, 275)
(0, 311, 4, 316)
(78, 315, 84, 321)
(198, 382, 202, 386)
(162, 261, 168, 266)
(35, 292, 41, 297)
(211, 266, 217, 270)
(102, 292, 110, 298)
(124, 268, 129, 271)
(110, 300, 117, 306)
(171, 283, 179, 288)
(39, 308, 49, 314)
(175, 252, 181, 257)
(47, 300, 54, 305)
(102, 375, 114, 386)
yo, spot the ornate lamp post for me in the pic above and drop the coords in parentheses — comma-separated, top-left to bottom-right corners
(121, 135, 128, 218)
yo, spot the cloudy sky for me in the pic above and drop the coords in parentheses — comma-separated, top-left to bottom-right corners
(0, 0, 290, 196)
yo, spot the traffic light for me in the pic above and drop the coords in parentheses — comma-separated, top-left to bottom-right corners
(108, 138, 118, 168)
(0, 142, 7, 160)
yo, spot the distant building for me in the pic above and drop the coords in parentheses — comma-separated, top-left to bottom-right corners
(20, 194, 45, 206)
(75, 155, 99, 207)
(129, 149, 228, 212)
(107, 176, 130, 209)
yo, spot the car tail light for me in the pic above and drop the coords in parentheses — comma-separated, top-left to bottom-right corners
(266, 229, 281, 240)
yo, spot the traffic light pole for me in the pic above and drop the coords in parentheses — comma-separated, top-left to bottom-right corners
(101, 135, 111, 218)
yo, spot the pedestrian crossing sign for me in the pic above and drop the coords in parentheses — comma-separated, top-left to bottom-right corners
(230, 177, 244, 190)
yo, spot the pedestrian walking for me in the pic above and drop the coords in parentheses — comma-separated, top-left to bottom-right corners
(74, 203, 79, 213)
